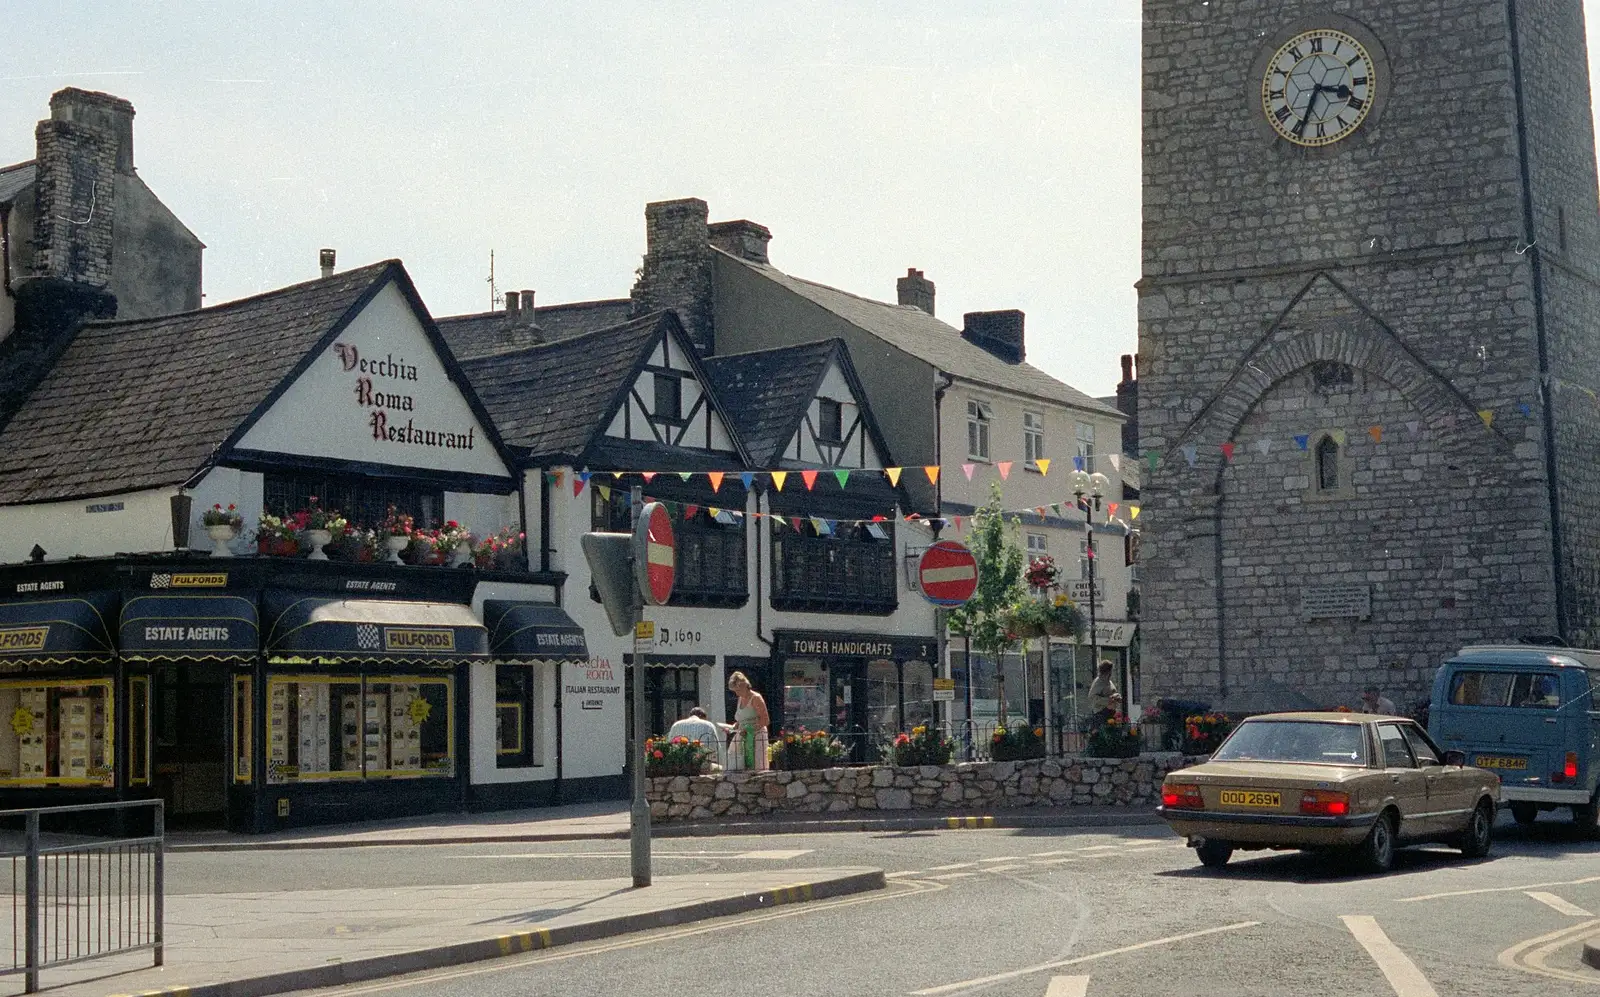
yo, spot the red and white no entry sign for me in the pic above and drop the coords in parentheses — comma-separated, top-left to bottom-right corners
(634, 502, 676, 606)
(918, 540, 978, 607)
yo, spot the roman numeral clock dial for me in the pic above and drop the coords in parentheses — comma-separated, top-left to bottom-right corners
(1262, 28, 1376, 147)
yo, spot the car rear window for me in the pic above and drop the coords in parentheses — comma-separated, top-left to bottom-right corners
(1212, 721, 1367, 765)
(1448, 670, 1560, 709)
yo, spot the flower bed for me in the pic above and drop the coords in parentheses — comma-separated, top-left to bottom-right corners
(646, 753, 1206, 821)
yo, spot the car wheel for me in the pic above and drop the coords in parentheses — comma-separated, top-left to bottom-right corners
(1510, 802, 1538, 827)
(1354, 811, 1396, 874)
(1458, 799, 1493, 858)
(1196, 840, 1233, 869)
(1572, 791, 1599, 837)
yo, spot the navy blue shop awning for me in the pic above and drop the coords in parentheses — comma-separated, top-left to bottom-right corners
(0, 591, 117, 668)
(484, 601, 589, 660)
(263, 591, 488, 664)
(119, 594, 259, 662)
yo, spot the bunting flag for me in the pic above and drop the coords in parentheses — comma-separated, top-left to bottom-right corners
(886, 467, 903, 486)
(1034, 506, 1046, 518)
(1518, 402, 1532, 417)
(684, 504, 701, 519)
(1130, 506, 1141, 520)
(1255, 438, 1271, 455)
(771, 470, 788, 491)
(801, 469, 819, 491)
(791, 517, 803, 532)
(1035, 457, 1051, 476)
(953, 515, 965, 531)
(1050, 503, 1062, 517)
(708, 507, 721, 519)
(962, 463, 976, 481)
(834, 469, 850, 488)
(1073, 456, 1085, 472)
(1368, 425, 1383, 443)
(1145, 451, 1159, 471)
(1478, 409, 1495, 428)
(1107, 454, 1121, 472)
(740, 472, 754, 489)
(1331, 429, 1347, 445)
(1108, 502, 1119, 517)
(574, 474, 588, 498)
(1181, 444, 1198, 467)
(678, 471, 693, 482)
(1294, 434, 1310, 451)
(924, 465, 941, 485)
(1220, 442, 1235, 462)
(1405, 421, 1420, 436)
(708, 471, 725, 493)
(640, 471, 656, 483)
(998, 461, 1013, 480)
(598, 484, 611, 502)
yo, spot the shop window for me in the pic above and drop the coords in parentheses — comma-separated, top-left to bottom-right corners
(495, 665, 538, 768)
(818, 399, 844, 443)
(0, 680, 114, 787)
(771, 520, 897, 614)
(782, 659, 827, 735)
(128, 675, 150, 787)
(866, 660, 899, 747)
(263, 472, 446, 531)
(232, 675, 252, 784)
(266, 675, 453, 783)
(901, 661, 936, 734)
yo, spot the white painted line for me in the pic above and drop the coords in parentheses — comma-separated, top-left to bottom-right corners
(1029, 850, 1078, 858)
(1074, 845, 1121, 853)
(978, 856, 1023, 863)
(927, 862, 976, 871)
(928, 872, 978, 881)
(1044, 976, 1090, 997)
(908, 921, 1260, 995)
(1340, 915, 1439, 997)
(1398, 874, 1600, 903)
(1526, 892, 1594, 917)
(983, 864, 1027, 874)
(734, 849, 814, 860)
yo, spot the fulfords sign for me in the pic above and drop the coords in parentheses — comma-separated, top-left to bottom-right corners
(335, 344, 478, 452)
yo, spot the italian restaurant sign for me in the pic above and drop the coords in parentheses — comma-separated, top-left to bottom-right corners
(234, 283, 508, 477)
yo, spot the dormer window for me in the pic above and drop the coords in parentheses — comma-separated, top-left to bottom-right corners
(818, 398, 844, 443)
(654, 374, 682, 423)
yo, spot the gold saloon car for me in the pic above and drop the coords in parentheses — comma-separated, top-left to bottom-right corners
(1158, 712, 1500, 872)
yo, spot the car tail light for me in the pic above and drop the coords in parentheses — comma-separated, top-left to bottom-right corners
(1162, 783, 1203, 809)
(1299, 790, 1350, 817)
(1556, 752, 1579, 784)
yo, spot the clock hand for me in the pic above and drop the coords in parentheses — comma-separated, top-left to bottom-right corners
(1297, 85, 1326, 135)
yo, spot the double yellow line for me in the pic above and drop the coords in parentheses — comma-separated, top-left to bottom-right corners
(944, 816, 996, 829)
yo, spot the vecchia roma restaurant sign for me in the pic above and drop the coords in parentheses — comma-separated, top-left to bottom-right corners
(337, 344, 478, 452)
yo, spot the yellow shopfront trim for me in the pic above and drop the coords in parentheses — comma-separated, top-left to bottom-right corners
(265, 673, 454, 784)
(0, 677, 115, 788)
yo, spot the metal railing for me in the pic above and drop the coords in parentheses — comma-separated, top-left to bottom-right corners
(0, 800, 163, 993)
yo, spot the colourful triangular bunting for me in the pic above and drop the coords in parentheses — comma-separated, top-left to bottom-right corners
(998, 461, 1013, 480)
(1035, 457, 1051, 476)
(1181, 444, 1198, 467)
(924, 465, 941, 485)
(834, 469, 850, 488)
(886, 467, 903, 486)
(801, 469, 819, 491)
(1368, 425, 1383, 443)
(771, 470, 788, 491)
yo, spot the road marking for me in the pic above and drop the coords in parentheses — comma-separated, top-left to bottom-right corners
(454, 848, 812, 861)
(927, 862, 976, 871)
(734, 849, 813, 860)
(1074, 845, 1121, 852)
(908, 921, 1259, 995)
(1398, 874, 1600, 903)
(983, 864, 1027, 873)
(1340, 915, 1439, 997)
(928, 871, 977, 880)
(1527, 892, 1595, 917)
(944, 816, 996, 829)
(1044, 976, 1090, 997)
(1498, 918, 1600, 985)
(979, 856, 1023, 863)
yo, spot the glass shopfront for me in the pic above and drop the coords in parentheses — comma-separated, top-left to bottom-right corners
(265, 673, 454, 782)
(773, 630, 936, 763)
(0, 679, 114, 787)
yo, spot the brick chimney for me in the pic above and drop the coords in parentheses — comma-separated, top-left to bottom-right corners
(897, 268, 935, 316)
(1117, 354, 1139, 456)
(49, 88, 134, 174)
(708, 220, 771, 265)
(631, 198, 715, 354)
(961, 310, 1025, 365)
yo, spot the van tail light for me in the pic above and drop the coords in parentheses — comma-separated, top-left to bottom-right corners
(1559, 752, 1579, 783)
(1162, 783, 1203, 810)
(1299, 790, 1351, 817)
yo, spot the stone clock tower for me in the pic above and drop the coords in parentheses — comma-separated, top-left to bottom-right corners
(1137, 1, 1600, 708)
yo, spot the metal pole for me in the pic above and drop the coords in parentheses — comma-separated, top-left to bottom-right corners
(152, 802, 164, 967)
(24, 811, 38, 993)
(963, 633, 974, 761)
(1087, 505, 1100, 711)
(629, 484, 652, 888)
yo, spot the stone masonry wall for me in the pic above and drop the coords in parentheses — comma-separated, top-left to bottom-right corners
(646, 754, 1200, 821)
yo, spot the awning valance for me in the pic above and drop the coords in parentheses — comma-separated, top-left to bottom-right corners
(0, 592, 117, 668)
(264, 592, 488, 664)
(119, 594, 259, 662)
(484, 601, 589, 660)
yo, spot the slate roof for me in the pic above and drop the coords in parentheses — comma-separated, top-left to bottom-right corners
(716, 250, 1121, 418)
(437, 298, 633, 361)
(461, 311, 669, 460)
(702, 340, 840, 464)
(0, 260, 399, 504)
(0, 161, 34, 207)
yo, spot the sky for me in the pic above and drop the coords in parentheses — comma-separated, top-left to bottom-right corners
(4, 2, 1600, 397)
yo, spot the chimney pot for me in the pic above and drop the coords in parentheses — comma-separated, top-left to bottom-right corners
(49, 87, 134, 173)
(519, 290, 535, 313)
(504, 291, 519, 315)
(319, 248, 336, 278)
(707, 220, 772, 265)
(897, 268, 936, 316)
(961, 309, 1026, 365)
(1120, 354, 1134, 383)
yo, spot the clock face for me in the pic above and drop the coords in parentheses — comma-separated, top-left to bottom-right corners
(1261, 29, 1376, 147)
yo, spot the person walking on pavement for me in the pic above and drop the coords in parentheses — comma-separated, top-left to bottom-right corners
(1359, 685, 1397, 715)
(726, 671, 769, 772)
(666, 707, 726, 768)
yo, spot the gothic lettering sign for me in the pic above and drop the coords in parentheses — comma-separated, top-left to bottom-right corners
(1301, 584, 1372, 621)
(337, 344, 478, 452)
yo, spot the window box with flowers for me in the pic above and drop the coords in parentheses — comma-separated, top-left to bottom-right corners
(202, 503, 243, 557)
(473, 527, 527, 572)
(990, 724, 1046, 762)
(298, 498, 348, 561)
(408, 521, 472, 566)
(255, 513, 301, 558)
(380, 508, 414, 564)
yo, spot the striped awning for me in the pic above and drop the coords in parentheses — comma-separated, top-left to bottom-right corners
(0, 592, 117, 668)
(119, 594, 259, 662)
(263, 592, 487, 665)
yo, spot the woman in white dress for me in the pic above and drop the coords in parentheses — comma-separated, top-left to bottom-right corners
(724, 671, 770, 771)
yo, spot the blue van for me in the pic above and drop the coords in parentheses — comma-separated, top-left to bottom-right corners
(1429, 645, 1600, 832)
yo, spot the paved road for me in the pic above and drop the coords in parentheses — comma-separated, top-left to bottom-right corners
(257, 812, 1600, 997)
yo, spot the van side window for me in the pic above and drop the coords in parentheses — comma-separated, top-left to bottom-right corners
(1449, 670, 1560, 708)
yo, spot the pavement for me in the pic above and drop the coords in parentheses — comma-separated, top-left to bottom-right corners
(20, 867, 884, 997)
(166, 801, 1163, 852)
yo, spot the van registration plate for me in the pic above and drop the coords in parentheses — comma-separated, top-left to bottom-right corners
(1474, 755, 1528, 770)
(1219, 789, 1281, 808)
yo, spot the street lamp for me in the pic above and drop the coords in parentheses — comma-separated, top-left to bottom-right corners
(1070, 470, 1110, 734)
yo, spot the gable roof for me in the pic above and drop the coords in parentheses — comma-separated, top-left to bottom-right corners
(437, 298, 633, 361)
(702, 339, 844, 465)
(716, 250, 1121, 418)
(0, 261, 401, 504)
(0, 161, 34, 208)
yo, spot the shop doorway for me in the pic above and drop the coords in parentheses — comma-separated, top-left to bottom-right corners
(828, 665, 868, 762)
(152, 665, 228, 827)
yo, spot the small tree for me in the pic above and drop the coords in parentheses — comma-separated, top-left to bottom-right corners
(947, 482, 1027, 723)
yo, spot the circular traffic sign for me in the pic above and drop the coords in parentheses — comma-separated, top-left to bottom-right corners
(634, 502, 676, 606)
(919, 540, 978, 607)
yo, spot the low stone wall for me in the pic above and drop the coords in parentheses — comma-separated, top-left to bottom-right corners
(646, 754, 1203, 821)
